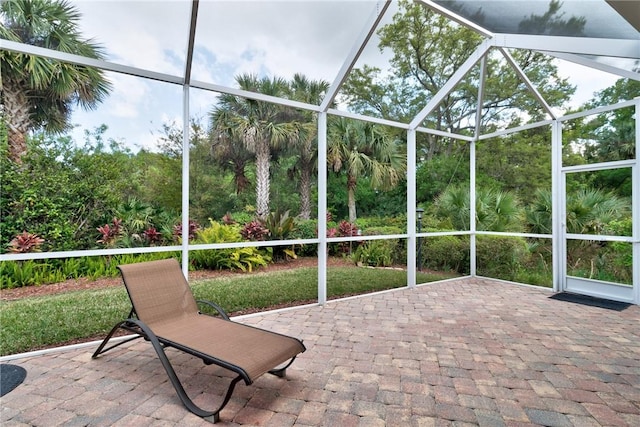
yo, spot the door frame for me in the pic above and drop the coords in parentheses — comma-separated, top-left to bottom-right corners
(553, 100, 639, 305)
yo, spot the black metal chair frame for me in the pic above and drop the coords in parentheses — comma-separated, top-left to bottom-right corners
(92, 301, 298, 423)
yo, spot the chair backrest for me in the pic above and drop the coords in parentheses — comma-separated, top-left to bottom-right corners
(118, 259, 199, 327)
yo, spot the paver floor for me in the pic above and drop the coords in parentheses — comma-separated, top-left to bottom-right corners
(1, 278, 639, 426)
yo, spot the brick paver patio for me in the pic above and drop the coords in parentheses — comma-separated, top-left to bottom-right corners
(1, 278, 639, 426)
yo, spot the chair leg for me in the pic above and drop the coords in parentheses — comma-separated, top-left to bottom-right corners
(124, 319, 243, 422)
(92, 320, 143, 359)
(268, 356, 298, 378)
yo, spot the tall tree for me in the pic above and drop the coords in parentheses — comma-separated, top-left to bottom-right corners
(327, 117, 405, 222)
(287, 73, 330, 219)
(0, 0, 111, 164)
(210, 74, 298, 219)
(340, 0, 575, 159)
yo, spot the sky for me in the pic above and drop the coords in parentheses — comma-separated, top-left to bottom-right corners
(68, 0, 623, 152)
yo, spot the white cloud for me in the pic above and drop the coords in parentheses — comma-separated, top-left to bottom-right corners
(75, 0, 189, 75)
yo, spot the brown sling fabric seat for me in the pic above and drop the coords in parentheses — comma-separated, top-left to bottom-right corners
(92, 258, 306, 422)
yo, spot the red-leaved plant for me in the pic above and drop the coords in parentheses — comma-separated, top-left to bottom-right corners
(8, 231, 45, 253)
(172, 220, 199, 242)
(240, 220, 270, 241)
(143, 227, 162, 245)
(97, 218, 122, 247)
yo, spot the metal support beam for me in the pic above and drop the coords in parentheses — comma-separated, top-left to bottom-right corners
(183, 0, 199, 86)
(407, 129, 417, 288)
(317, 113, 328, 305)
(498, 48, 557, 119)
(410, 40, 492, 129)
(320, 1, 391, 112)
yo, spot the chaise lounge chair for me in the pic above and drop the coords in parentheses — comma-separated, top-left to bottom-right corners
(92, 258, 306, 422)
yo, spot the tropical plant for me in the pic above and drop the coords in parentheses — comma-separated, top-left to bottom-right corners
(7, 231, 45, 253)
(260, 209, 297, 261)
(210, 74, 300, 219)
(96, 218, 122, 247)
(565, 188, 629, 235)
(352, 239, 397, 267)
(432, 186, 524, 232)
(327, 117, 405, 222)
(240, 220, 270, 241)
(0, 0, 111, 163)
(191, 219, 270, 271)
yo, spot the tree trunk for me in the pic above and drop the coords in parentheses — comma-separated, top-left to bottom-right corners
(2, 82, 32, 164)
(255, 140, 271, 220)
(234, 162, 250, 194)
(347, 173, 357, 222)
(299, 166, 311, 220)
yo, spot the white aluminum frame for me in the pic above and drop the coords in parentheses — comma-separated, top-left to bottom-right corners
(0, 0, 638, 305)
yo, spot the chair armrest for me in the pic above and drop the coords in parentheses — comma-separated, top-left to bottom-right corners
(196, 300, 231, 320)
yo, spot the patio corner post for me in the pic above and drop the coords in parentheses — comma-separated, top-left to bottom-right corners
(181, 84, 191, 277)
(469, 138, 477, 277)
(633, 98, 640, 305)
(551, 119, 562, 293)
(317, 112, 328, 305)
(407, 129, 417, 288)
(181, 0, 198, 278)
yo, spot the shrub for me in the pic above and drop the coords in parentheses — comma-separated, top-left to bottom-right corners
(191, 220, 270, 271)
(240, 221, 269, 241)
(288, 219, 318, 257)
(356, 215, 407, 232)
(361, 226, 402, 236)
(7, 232, 45, 253)
(421, 235, 469, 273)
(476, 235, 530, 280)
(352, 239, 397, 267)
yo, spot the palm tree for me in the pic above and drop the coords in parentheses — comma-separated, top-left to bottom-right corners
(327, 117, 405, 222)
(0, 0, 111, 164)
(433, 186, 524, 232)
(210, 74, 298, 219)
(287, 74, 330, 219)
(210, 130, 253, 195)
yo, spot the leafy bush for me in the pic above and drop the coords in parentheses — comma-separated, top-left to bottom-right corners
(191, 220, 270, 271)
(0, 253, 171, 289)
(361, 226, 402, 236)
(352, 239, 398, 267)
(240, 220, 269, 241)
(288, 219, 318, 256)
(356, 215, 407, 232)
(7, 232, 45, 253)
(260, 210, 297, 260)
(476, 235, 530, 280)
(421, 235, 469, 273)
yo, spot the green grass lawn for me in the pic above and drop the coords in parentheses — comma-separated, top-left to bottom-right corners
(0, 265, 456, 356)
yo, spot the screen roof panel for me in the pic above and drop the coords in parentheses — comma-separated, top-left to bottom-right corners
(191, 0, 380, 100)
(432, 0, 638, 39)
(74, 1, 191, 76)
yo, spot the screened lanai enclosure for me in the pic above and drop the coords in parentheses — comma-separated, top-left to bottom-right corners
(1, 0, 639, 305)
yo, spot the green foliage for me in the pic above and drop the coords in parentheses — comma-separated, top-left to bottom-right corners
(260, 209, 298, 261)
(356, 216, 407, 233)
(432, 186, 524, 232)
(289, 219, 319, 256)
(261, 209, 296, 240)
(352, 239, 397, 267)
(361, 226, 403, 236)
(476, 236, 530, 281)
(1, 0, 112, 163)
(191, 220, 270, 271)
(421, 235, 469, 273)
(0, 253, 171, 289)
